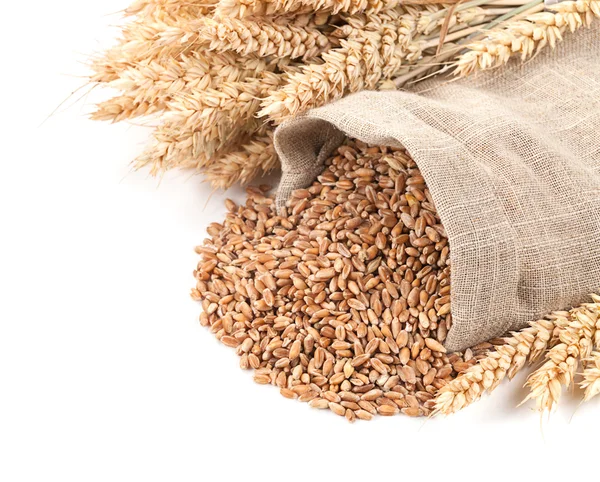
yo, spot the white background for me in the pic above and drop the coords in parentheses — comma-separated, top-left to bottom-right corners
(0, 2, 598, 481)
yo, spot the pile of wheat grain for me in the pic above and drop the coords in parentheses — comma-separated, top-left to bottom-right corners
(193, 139, 600, 419)
(91, 0, 599, 188)
(192, 139, 503, 420)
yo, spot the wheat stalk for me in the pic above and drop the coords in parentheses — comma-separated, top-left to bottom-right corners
(454, 0, 600, 76)
(417, 5, 487, 34)
(522, 299, 600, 412)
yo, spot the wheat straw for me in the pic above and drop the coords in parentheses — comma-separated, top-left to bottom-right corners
(417, 5, 487, 34)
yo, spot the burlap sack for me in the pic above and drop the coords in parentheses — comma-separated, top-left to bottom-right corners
(273, 24, 600, 352)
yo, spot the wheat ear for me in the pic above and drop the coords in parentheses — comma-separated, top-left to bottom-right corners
(454, 0, 600, 76)
(204, 132, 278, 188)
(215, 0, 399, 19)
(164, 72, 281, 150)
(433, 318, 556, 415)
(259, 8, 422, 123)
(580, 352, 600, 402)
(92, 53, 269, 122)
(132, 72, 282, 173)
(90, 2, 213, 84)
(126, 0, 217, 18)
(522, 298, 600, 412)
(199, 17, 334, 60)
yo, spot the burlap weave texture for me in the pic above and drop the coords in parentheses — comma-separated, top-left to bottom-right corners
(274, 25, 600, 351)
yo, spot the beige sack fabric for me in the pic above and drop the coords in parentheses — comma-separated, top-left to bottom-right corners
(273, 24, 600, 352)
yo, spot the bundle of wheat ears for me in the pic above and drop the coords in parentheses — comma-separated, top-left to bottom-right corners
(435, 296, 600, 415)
(92, 1, 600, 418)
(91, 0, 599, 187)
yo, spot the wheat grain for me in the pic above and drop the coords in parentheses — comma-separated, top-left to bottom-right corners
(193, 140, 476, 420)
